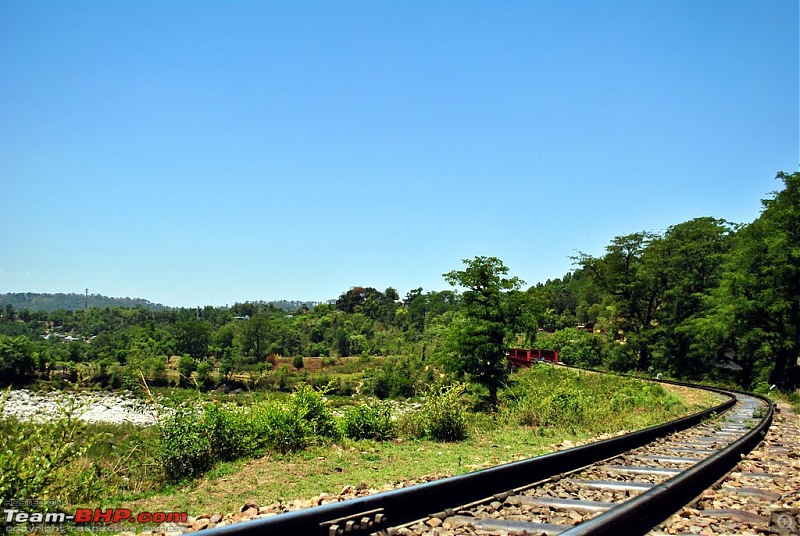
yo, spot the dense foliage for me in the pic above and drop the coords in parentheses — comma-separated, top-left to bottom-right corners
(1, 171, 798, 393)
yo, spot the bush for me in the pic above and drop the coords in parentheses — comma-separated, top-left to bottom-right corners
(546, 390, 585, 426)
(196, 361, 214, 390)
(394, 384, 469, 441)
(292, 355, 304, 369)
(204, 402, 251, 461)
(157, 406, 212, 482)
(178, 355, 197, 386)
(363, 355, 419, 399)
(395, 410, 426, 439)
(288, 383, 337, 438)
(251, 403, 309, 454)
(340, 402, 395, 440)
(421, 383, 468, 441)
(0, 393, 102, 524)
(158, 390, 333, 481)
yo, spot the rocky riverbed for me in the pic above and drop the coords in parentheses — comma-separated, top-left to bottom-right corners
(1, 389, 165, 426)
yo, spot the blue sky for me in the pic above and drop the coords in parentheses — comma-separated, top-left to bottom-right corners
(1, 1, 797, 307)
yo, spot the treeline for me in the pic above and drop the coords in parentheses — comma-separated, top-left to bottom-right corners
(0, 287, 460, 393)
(0, 293, 167, 312)
(531, 171, 799, 391)
(0, 171, 797, 394)
(0, 293, 320, 314)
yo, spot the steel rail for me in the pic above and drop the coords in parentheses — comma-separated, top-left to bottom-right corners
(560, 389, 774, 536)
(201, 379, 743, 536)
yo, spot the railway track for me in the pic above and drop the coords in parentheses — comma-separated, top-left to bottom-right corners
(203, 382, 773, 536)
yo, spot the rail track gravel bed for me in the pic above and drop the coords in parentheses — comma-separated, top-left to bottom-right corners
(389, 393, 769, 536)
(649, 401, 800, 536)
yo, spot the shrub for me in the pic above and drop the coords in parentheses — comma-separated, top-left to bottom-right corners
(288, 384, 337, 438)
(177, 355, 197, 387)
(251, 403, 308, 454)
(274, 365, 295, 391)
(546, 390, 585, 426)
(196, 361, 214, 390)
(0, 393, 102, 524)
(510, 397, 546, 427)
(422, 383, 468, 441)
(292, 355, 304, 369)
(340, 402, 395, 440)
(363, 355, 419, 399)
(157, 406, 213, 482)
(395, 410, 426, 439)
(204, 402, 251, 461)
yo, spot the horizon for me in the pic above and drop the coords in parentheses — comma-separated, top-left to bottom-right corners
(2, 2, 797, 308)
(0, 291, 328, 310)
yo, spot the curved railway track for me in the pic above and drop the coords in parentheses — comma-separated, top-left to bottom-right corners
(203, 381, 773, 536)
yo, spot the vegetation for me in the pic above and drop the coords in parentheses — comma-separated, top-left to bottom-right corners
(3, 172, 797, 398)
(443, 257, 523, 407)
(2, 368, 718, 521)
(340, 402, 396, 440)
(0, 170, 797, 524)
(0, 393, 105, 529)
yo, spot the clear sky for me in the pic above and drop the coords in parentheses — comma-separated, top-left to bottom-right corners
(1, 1, 797, 308)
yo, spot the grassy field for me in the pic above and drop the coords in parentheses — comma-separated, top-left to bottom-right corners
(0, 365, 721, 521)
(107, 367, 720, 516)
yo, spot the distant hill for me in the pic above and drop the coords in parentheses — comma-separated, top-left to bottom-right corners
(0, 293, 167, 312)
(0, 293, 321, 313)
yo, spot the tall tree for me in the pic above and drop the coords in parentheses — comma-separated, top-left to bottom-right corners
(175, 320, 211, 360)
(700, 172, 800, 389)
(443, 256, 523, 406)
(577, 232, 663, 371)
(237, 315, 271, 362)
(650, 217, 735, 377)
(0, 335, 34, 384)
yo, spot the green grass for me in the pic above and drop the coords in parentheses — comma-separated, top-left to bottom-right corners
(121, 424, 586, 515)
(4, 366, 720, 519)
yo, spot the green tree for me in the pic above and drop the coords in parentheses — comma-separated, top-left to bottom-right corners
(443, 256, 523, 407)
(697, 172, 800, 389)
(577, 232, 662, 371)
(649, 217, 735, 377)
(334, 327, 349, 357)
(177, 355, 197, 387)
(237, 316, 271, 362)
(196, 360, 213, 390)
(175, 320, 211, 360)
(0, 335, 34, 384)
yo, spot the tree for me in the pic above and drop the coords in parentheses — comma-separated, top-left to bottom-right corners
(237, 316, 271, 362)
(0, 335, 34, 384)
(577, 232, 662, 371)
(175, 320, 211, 360)
(649, 218, 735, 377)
(699, 172, 800, 389)
(177, 355, 197, 387)
(384, 287, 400, 302)
(196, 360, 213, 390)
(443, 256, 523, 407)
(336, 287, 396, 324)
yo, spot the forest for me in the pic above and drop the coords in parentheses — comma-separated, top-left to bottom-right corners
(1, 171, 797, 396)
